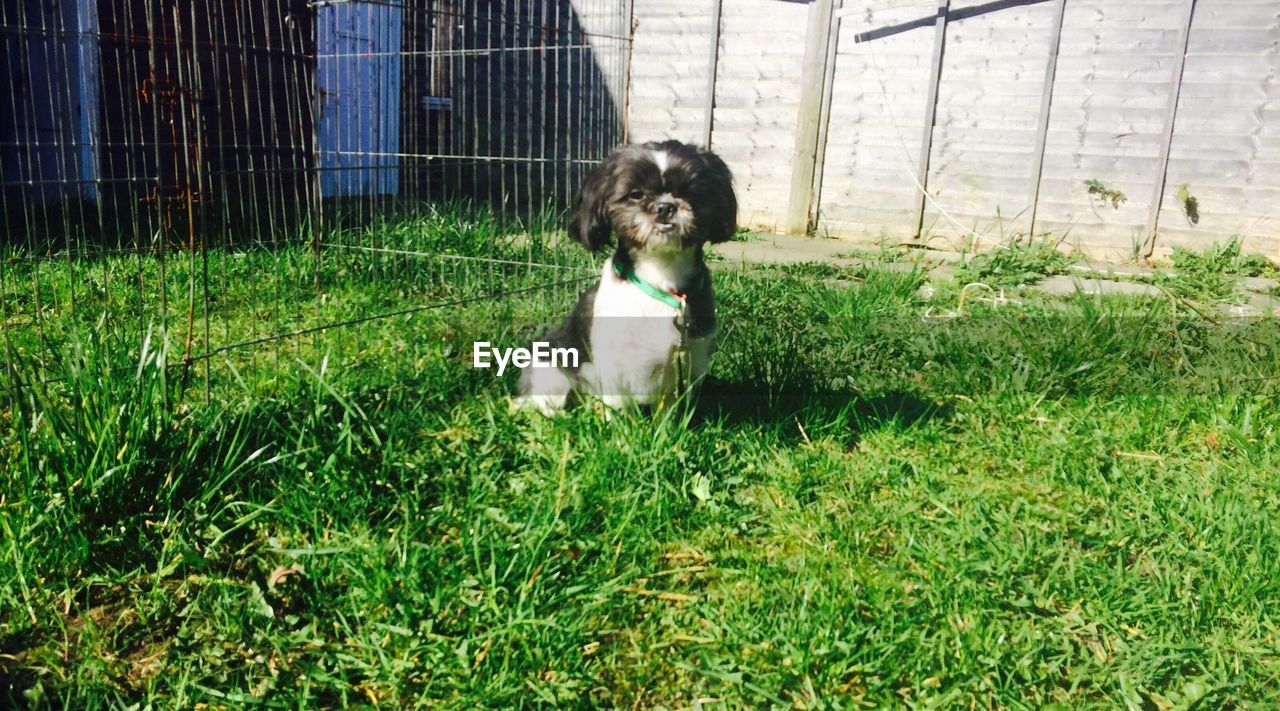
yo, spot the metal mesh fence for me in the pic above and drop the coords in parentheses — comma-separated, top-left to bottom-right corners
(1, 0, 630, 397)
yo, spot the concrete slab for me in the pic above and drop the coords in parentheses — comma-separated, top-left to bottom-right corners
(1242, 276, 1279, 294)
(1071, 262, 1170, 279)
(927, 263, 956, 282)
(1035, 275, 1162, 298)
(711, 234, 863, 265)
(710, 235, 1266, 309)
(902, 248, 968, 265)
(1245, 291, 1279, 316)
(712, 234, 967, 271)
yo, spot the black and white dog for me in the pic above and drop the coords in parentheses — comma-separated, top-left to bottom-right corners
(518, 140, 737, 413)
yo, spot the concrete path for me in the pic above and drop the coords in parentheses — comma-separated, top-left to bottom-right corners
(711, 233, 866, 266)
(710, 233, 1280, 314)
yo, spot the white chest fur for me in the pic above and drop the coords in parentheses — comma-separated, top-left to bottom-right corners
(583, 257, 715, 406)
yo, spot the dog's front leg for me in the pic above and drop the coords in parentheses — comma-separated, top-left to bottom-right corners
(515, 363, 573, 415)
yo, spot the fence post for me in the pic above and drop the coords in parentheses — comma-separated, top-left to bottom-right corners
(911, 0, 950, 241)
(310, 1, 324, 289)
(808, 0, 843, 232)
(1027, 0, 1067, 237)
(1142, 0, 1197, 258)
(623, 0, 636, 143)
(786, 0, 835, 235)
(702, 0, 723, 148)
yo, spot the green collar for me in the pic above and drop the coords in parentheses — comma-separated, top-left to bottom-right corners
(613, 260, 687, 311)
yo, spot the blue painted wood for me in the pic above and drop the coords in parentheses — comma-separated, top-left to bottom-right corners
(316, 1, 403, 197)
(74, 0, 99, 202)
(1, 0, 99, 202)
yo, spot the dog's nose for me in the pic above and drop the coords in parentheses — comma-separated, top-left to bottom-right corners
(655, 200, 676, 221)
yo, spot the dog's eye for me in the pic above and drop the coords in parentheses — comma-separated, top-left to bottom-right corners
(626, 190, 644, 201)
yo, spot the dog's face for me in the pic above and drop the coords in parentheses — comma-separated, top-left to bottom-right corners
(568, 140, 737, 253)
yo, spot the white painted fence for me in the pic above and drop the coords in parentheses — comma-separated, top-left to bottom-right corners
(625, 0, 1280, 259)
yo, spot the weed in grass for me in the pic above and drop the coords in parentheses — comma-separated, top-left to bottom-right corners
(1153, 236, 1278, 303)
(955, 236, 1076, 288)
(833, 242, 915, 264)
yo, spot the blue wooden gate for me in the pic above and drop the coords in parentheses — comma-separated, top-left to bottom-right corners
(1, 0, 99, 202)
(316, 0, 403, 198)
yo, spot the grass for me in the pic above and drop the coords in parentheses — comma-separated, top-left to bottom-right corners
(3, 214, 1280, 708)
(955, 237, 1077, 289)
(1152, 238, 1279, 304)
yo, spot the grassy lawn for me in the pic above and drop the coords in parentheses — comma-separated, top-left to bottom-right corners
(3, 215, 1280, 708)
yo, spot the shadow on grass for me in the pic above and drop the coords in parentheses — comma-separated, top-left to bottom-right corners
(696, 376, 950, 445)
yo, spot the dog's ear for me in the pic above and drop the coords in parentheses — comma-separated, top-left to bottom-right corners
(697, 148, 738, 244)
(568, 155, 618, 251)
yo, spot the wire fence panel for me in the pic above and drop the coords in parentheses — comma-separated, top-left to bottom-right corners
(1, 0, 630, 398)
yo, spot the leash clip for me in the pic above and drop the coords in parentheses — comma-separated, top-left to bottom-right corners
(672, 293, 689, 334)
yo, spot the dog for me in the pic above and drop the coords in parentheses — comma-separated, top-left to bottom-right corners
(517, 139, 737, 413)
